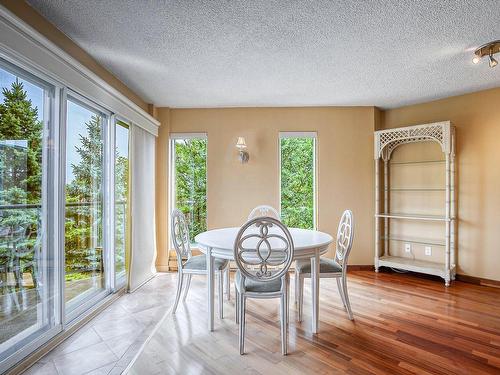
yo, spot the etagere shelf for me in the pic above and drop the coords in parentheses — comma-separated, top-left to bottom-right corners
(374, 121, 456, 286)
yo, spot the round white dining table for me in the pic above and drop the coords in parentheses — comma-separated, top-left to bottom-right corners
(195, 227, 333, 333)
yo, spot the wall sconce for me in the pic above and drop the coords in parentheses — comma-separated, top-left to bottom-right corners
(236, 136, 249, 163)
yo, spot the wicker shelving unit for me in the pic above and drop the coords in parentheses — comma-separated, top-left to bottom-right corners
(374, 121, 456, 286)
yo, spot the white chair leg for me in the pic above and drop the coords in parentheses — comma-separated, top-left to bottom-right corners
(172, 272, 184, 314)
(239, 294, 246, 355)
(341, 275, 354, 320)
(225, 266, 231, 301)
(218, 271, 224, 319)
(298, 274, 304, 322)
(182, 274, 192, 301)
(285, 274, 290, 329)
(285, 277, 290, 352)
(235, 286, 239, 324)
(280, 293, 287, 355)
(336, 277, 347, 308)
(294, 268, 299, 304)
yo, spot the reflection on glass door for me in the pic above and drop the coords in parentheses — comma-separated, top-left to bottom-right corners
(0, 62, 53, 360)
(65, 96, 106, 313)
(114, 121, 129, 288)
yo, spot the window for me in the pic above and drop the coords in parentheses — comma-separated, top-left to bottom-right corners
(64, 94, 108, 316)
(170, 134, 207, 243)
(0, 60, 56, 362)
(114, 120, 129, 288)
(279, 132, 317, 229)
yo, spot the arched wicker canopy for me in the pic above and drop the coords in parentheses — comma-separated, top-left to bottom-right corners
(374, 121, 453, 161)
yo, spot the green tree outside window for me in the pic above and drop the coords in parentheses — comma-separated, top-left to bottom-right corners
(0, 80, 43, 294)
(280, 137, 315, 229)
(173, 138, 207, 243)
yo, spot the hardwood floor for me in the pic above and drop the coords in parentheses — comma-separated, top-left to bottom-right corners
(129, 271, 500, 375)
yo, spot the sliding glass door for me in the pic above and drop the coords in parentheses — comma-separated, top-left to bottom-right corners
(114, 121, 129, 288)
(0, 60, 55, 362)
(65, 95, 108, 316)
(0, 13, 158, 368)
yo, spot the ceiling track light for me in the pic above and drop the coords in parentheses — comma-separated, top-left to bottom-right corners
(489, 52, 498, 68)
(472, 40, 500, 67)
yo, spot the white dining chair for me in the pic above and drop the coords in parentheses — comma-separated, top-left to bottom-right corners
(234, 217, 294, 355)
(247, 205, 280, 221)
(171, 209, 229, 317)
(218, 205, 280, 304)
(295, 210, 355, 321)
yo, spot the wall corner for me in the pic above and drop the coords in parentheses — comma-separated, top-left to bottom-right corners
(154, 107, 171, 271)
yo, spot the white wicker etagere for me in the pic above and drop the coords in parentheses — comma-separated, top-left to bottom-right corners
(374, 121, 456, 286)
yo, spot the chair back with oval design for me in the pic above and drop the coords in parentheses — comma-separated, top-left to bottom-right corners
(334, 210, 354, 269)
(234, 217, 294, 283)
(247, 205, 280, 221)
(171, 209, 192, 267)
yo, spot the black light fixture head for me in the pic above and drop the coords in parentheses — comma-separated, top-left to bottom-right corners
(472, 40, 500, 67)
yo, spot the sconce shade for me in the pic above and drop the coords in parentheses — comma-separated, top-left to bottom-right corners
(236, 137, 247, 149)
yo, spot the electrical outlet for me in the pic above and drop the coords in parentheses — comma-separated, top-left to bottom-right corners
(425, 246, 432, 256)
(405, 243, 411, 253)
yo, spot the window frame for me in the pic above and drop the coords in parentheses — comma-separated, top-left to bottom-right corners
(169, 132, 208, 250)
(0, 55, 62, 371)
(63, 90, 113, 322)
(278, 131, 318, 230)
(113, 117, 131, 290)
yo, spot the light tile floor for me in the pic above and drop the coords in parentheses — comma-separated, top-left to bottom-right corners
(22, 274, 175, 375)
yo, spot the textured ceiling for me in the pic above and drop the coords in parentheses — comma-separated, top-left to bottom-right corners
(27, 0, 500, 109)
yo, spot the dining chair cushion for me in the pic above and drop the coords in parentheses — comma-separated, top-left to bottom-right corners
(183, 255, 228, 271)
(295, 258, 342, 274)
(235, 271, 282, 293)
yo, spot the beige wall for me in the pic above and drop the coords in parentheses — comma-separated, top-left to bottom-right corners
(158, 88, 500, 281)
(155, 108, 170, 270)
(159, 107, 377, 266)
(1, 0, 149, 111)
(383, 87, 500, 281)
